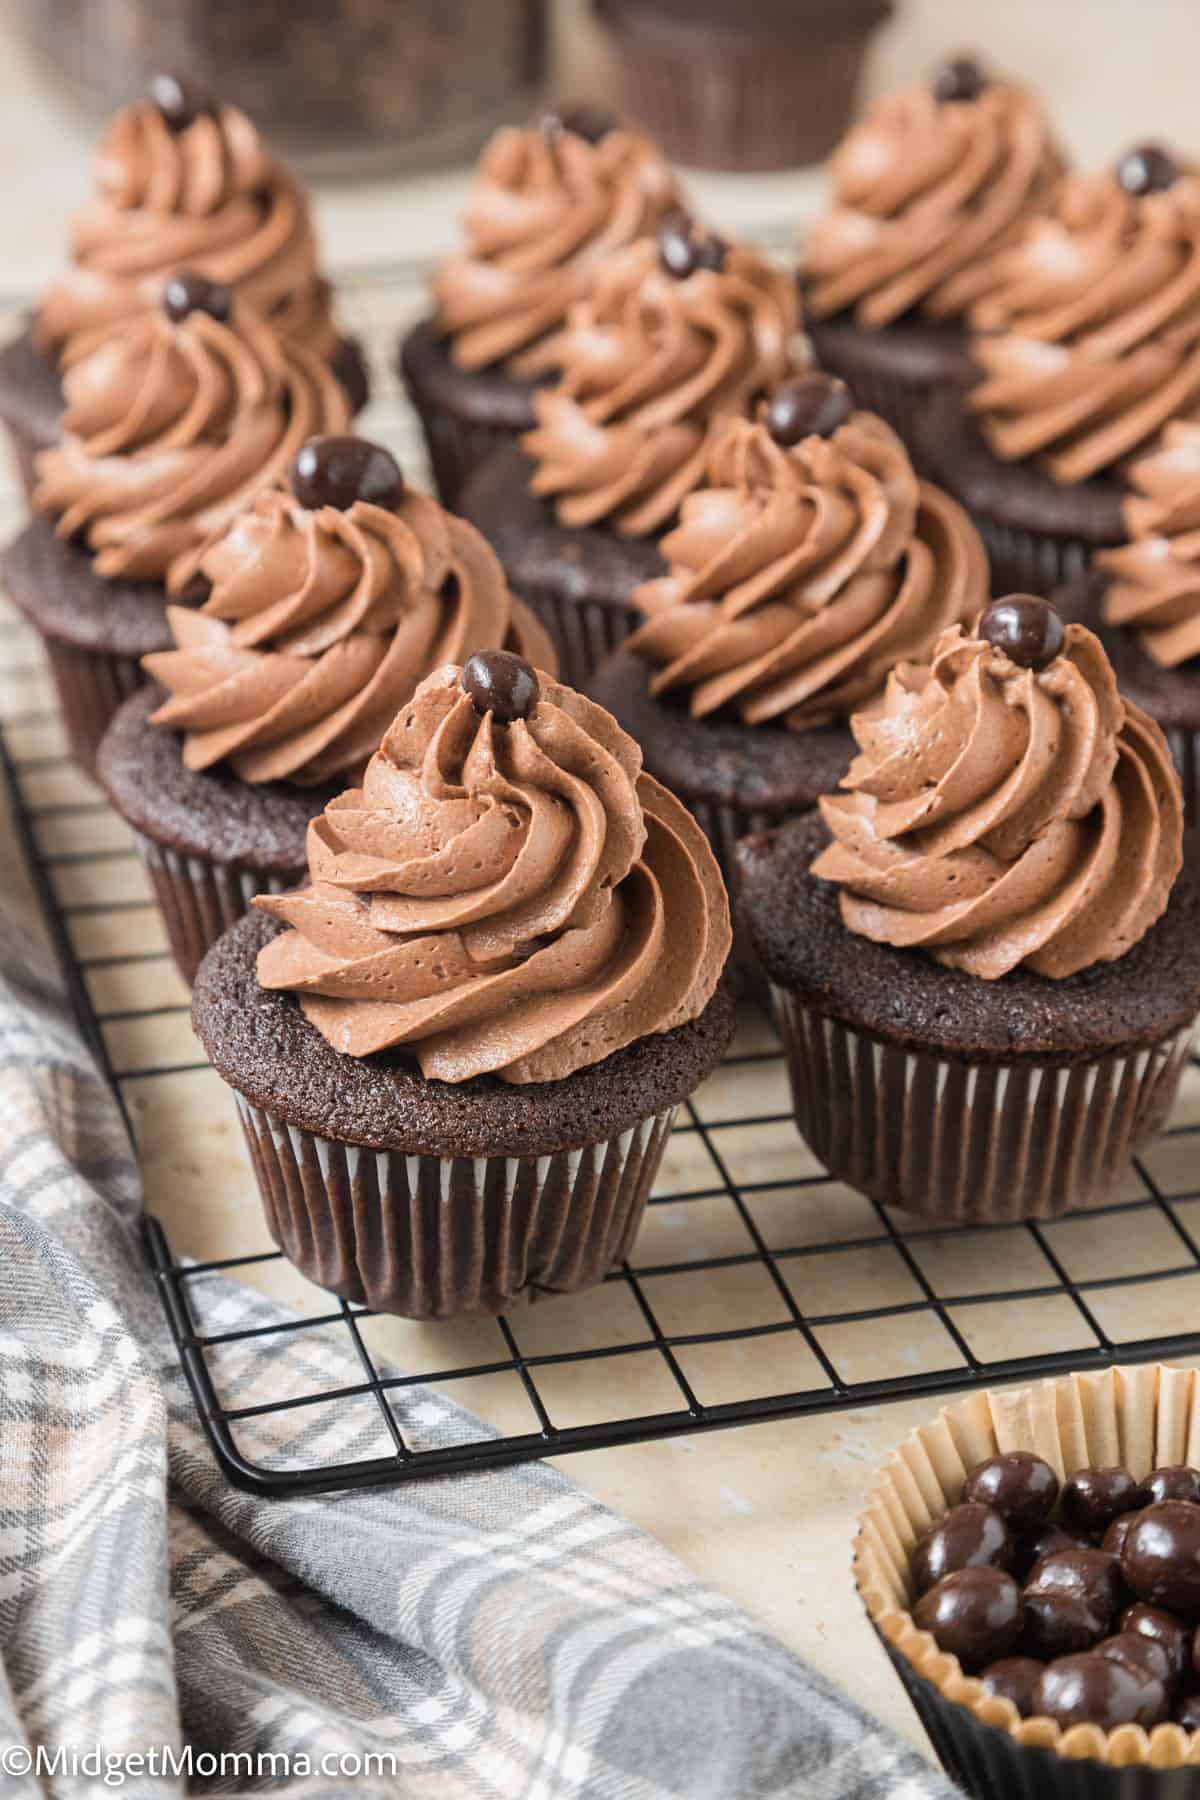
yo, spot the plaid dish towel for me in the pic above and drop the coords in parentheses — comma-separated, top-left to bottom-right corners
(0, 866, 959, 1799)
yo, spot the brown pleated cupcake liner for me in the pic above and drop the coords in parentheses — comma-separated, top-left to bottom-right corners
(135, 834, 300, 986)
(41, 639, 144, 775)
(1, 420, 40, 503)
(414, 408, 527, 512)
(974, 515, 1104, 603)
(234, 1097, 678, 1319)
(521, 582, 640, 692)
(1161, 727, 1200, 831)
(856, 1365, 1200, 1789)
(772, 990, 1195, 1222)
(802, 326, 936, 463)
(597, 9, 886, 172)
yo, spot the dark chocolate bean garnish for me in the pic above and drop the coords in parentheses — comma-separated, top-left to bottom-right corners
(1025, 1548, 1125, 1622)
(288, 436, 405, 513)
(1121, 1603, 1190, 1690)
(1102, 1512, 1143, 1561)
(931, 57, 986, 105)
(1022, 1591, 1109, 1660)
(765, 375, 853, 448)
(1062, 1467, 1140, 1535)
(978, 596, 1066, 671)
(980, 1656, 1042, 1718)
(1096, 1631, 1174, 1689)
(1117, 143, 1180, 196)
(913, 1567, 1024, 1672)
(148, 71, 214, 132)
(1034, 1652, 1167, 1732)
(162, 272, 232, 325)
(1122, 1503, 1200, 1611)
(656, 212, 725, 280)
(1015, 1523, 1093, 1581)
(963, 1452, 1060, 1529)
(541, 102, 617, 145)
(1136, 1467, 1200, 1510)
(912, 1504, 1012, 1594)
(461, 650, 540, 724)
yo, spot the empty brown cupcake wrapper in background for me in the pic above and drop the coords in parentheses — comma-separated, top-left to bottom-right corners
(40, 639, 144, 775)
(772, 990, 1195, 1223)
(135, 836, 300, 986)
(236, 1096, 678, 1319)
(856, 1364, 1200, 1785)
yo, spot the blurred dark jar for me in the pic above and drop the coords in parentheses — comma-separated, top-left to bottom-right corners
(592, 0, 893, 172)
(15, 0, 548, 175)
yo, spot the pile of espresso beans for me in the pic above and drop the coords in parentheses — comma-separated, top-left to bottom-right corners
(909, 1453, 1200, 1732)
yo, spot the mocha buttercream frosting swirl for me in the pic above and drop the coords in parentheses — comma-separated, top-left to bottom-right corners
(142, 492, 556, 786)
(966, 166, 1200, 483)
(33, 304, 350, 586)
(36, 99, 337, 364)
(1098, 418, 1200, 665)
(813, 618, 1183, 978)
(433, 119, 680, 375)
(803, 77, 1063, 328)
(252, 665, 731, 1083)
(521, 237, 800, 538)
(627, 410, 988, 728)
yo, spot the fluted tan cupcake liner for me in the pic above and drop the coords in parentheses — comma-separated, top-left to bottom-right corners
(134, 834, 300, 986)
(234, 1097, 678, 1320)
(41, 640, 143, 776)
(856, 1364, 1200, 1788)
(772, 990, 1195, 1222)
(522, 583, 640, 692)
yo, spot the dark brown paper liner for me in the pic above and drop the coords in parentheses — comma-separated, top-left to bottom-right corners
(803, 327, 938, 458)
(1161, 727, 1200, 830)
(856, 1365, 1200, 1786)
(519, 581, 640, 692)
(772, 989, 1194, 1222)
(596, 8, 887, 172)
(41, 640, 144, 775)
(1, 420, 40, 503)
(234, 1098, 678, 1318)
(416, 408, 528, 512)
(134, 833, 301, 986)
(974, 515, 1103, 603)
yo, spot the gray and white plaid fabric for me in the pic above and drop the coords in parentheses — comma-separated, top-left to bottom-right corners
(0, 878, 960, 1798)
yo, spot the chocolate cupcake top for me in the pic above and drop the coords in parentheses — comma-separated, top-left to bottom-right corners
(32, 285, 350, 587)
(253, 659, 731, 1083)
(813, 598, 1183, 978)
(803, 62, 1063, 328)
(142, 440, 556, 787)
(521, 227, 799, 538)
(966, 154, 1200, 484)
(433, 110, 680, 376)
(35, 83, 337, 366)
(1097, 419, 1200, 666)
(625, 378, 988, 729)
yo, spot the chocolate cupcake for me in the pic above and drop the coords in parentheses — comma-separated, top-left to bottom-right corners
(801, 58, 1063, 452)
(739, 598, 1200, 1223)
(97, 435, 555, 983)
(398, 107, 680, 506)
(922, 147, 1200, 593)
(1, 279, 352, 771)
(191, 656, 734, 1318)
(0, 75, 366, 497)
(1059, 420, 1200, 824)
(857, 1365, 1200, 1794)
(591, 0, 891, 175)
(590, 373, 988, 890)
(459, 221, 801, 685)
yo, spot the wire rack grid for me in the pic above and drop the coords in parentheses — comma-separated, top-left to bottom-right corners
(3, 265, 1200, 1498)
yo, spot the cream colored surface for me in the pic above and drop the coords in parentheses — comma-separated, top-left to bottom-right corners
(4, 0, 1200, 1762)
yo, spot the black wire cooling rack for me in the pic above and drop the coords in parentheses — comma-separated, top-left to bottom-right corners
(4, 261, 1200, 1499)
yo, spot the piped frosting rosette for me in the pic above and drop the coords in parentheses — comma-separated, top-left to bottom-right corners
(33, 292, 350, 586)
(36, 93, 337, 364)
(813, 605, 1183, 978)
(1097, 418, 1200, 666)
(521, 229, 800, 538)
(253, 659, 731, 1083)
(143, 469, 556, 787)
(966, 157, 1200, 484)
(627, 402, 988, 730)
(433, 112, 680, 375)
(803, 69, 1063, 328)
